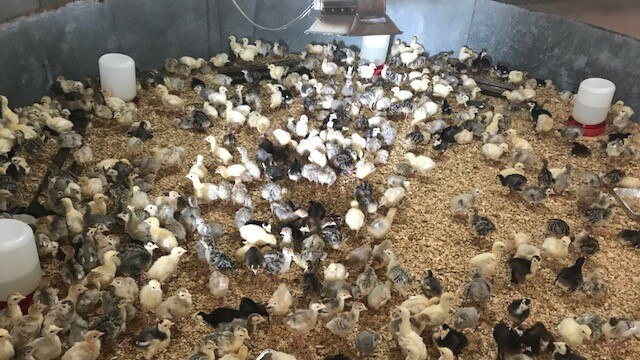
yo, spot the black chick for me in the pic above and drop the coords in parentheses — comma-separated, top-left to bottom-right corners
(222, 132, 237, 150)
(196, 308, 243, 328)
(288, 159, 302, 181)
(507, 298, 531, 325)
(608, 132, 631, 143)
(618, 229, 640, 247)
(433, 324, 469, 355)
(468, 208, 496, 237)
(439, 125, 461, 144)
(522, 322, 554, 356)
(6, 158, 27, 182)
(432, 136, 450, 154)
(571, 142, 591, 157)
(421, 270, 443, 298)
(537, 159, 555, 188)
(191, 110, 212, 132)
(190, 77, 205, 89)
(239, 297, 269, 319)
(244, 246, 262, 275)
(494, 63, 510, 78)
(529, 102, 553, 121)
(507, 255, 540, 285)
(554, 257, 585, 292)
(307, 201, 327, 229)
(324, 356, 351, 360)
(547, 218, 570, 237)
(466, 100, 486, 111)
(601, 169, 625, 185)
(573, 232, 600, 255)
(301, 260, 322, 299)
(493, 322, 526, 359)
(405, 126, 425, 149)
(498, 174, 528, 192)
(582, 206, 612, 226)
(264, 160, 286, 181)
(128, 121, 154, 140)
(117, 242, 156, 277)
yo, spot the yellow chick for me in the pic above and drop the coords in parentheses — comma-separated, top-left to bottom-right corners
(482, 143, 509, 161)
(155, 85, 184, 110)
(267, 283, 293, 316)
(267, 64, 286, 82)
(0, 293, 25, 331)
(504, 129, 532, 151)
(437, 346, 455, 360)
(469, 241, 506, 278)
(140, 280, 163, 312)
(88, 193, 108, 215)
(210, 53, 229, 67)
(25, 324, 64, 360)
(404, 153, 436, 176)
(208, 271, 229, 298)
(41, 112, 73, 134)
(101, 89, 125, 112)
(395, 306, 428, 360)
(84, 250, 119, 288)
(110, 277, 139, 301)
(345, 200, 365, 234)
(557, 318, 591, 348)
(419, 292, 455, 327)
(0, 329, 14, 360)
(60, 198, 84, 236)
(9, 302, 47, 349)
(367, 208, 398, 239)
(535, 112, 554, 133)
(204, 135, 233, 165)
(61, 330, 103, 360)
(400, 295, 440, 315)
(146, 247, 187, 283)
(144, 217, 178, 252)
(155, 288, 193, 321)
(215, 164, 248, 182)
(499, 163, 525, 178)
(542, 236, 571, 260)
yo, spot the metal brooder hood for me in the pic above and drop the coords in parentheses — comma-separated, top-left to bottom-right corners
(305, 0, 402, 36)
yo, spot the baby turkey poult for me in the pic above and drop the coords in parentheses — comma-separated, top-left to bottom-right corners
(133, 319, 174, 360)
(355, 331, 381, 356)
(155, 288, 193, 321)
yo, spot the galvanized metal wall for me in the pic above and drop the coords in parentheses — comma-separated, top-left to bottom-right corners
(1, 0, 639, 111)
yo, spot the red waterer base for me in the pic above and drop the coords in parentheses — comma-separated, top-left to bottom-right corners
(567, 116, 606, 137)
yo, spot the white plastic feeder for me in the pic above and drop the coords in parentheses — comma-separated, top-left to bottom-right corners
(360, 35, 391, 66)
(99, 53, 137, 101)
(570, 77, 616, 136)
(0, 219, 41, 301)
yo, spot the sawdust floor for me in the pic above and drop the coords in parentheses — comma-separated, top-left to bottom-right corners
(40, 73, 640, 360)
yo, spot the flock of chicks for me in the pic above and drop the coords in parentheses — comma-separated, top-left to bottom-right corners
(0, 33, 640, 360)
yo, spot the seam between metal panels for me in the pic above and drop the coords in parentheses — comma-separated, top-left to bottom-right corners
(466, 0, 478, 46)
(216, 0, 224, 54)
(206, 0, 212, 57)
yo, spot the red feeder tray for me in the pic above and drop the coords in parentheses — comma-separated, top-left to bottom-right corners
(567, 116, 606, 137)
